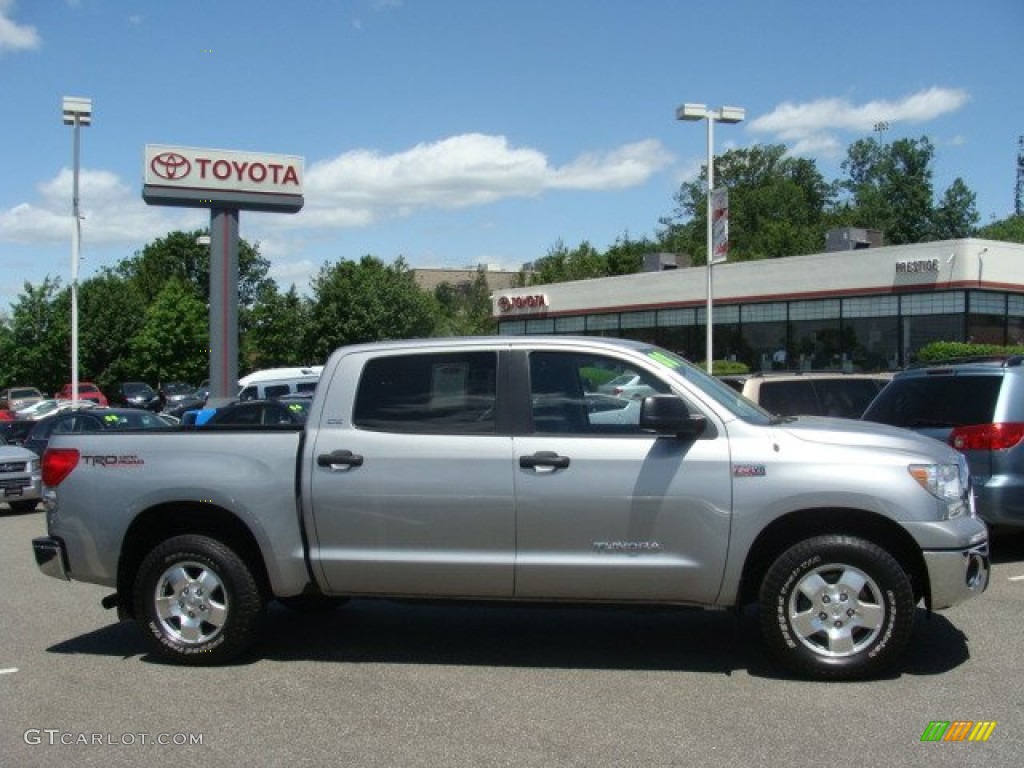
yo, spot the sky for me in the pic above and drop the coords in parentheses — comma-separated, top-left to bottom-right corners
(1, 0, 1021, 314)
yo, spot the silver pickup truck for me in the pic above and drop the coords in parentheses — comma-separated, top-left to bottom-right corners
(33, 336, 989, 679)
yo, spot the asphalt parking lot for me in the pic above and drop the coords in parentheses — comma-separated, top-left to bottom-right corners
(2, 503, 1023, 767)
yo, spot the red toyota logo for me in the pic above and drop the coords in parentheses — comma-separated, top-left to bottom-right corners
(150, 152, 192, 180)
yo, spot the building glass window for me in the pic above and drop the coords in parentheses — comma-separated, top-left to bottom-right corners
(621, 311, 656, 329)
(555, 316, 585, 333)
(843, 316, 900, 370)
(499, 321, 525, 335)
(525, 318, 555, 334)
(842, 296, 898, 318)
(658, 308, 696, 327)
(900, 292, 965, 316)
(742, 302, 787, 323)
(586, 314, 620, 333)
(968, 292, 1007, 345)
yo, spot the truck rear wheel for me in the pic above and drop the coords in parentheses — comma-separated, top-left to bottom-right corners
(759, 535, 914, 680)
(134, 535, 263, 665)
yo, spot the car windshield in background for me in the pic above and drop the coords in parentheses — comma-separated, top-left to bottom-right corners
(98, 411, 169, 429)
(863, 376, 1001, 428)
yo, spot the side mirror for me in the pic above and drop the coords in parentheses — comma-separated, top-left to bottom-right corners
(639, 395, 707, 438)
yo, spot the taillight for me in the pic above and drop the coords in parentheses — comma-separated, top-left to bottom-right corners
(42, 448, 80, 487)
(949, 423, 1024, 452)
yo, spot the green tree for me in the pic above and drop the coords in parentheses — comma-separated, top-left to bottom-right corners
(660, 144, 834, 263)
(242, 283, 314, 371)
(77, 273, 148, 390)
(2, 278, 68, 393)
(977, 213, 1024, 243)
(433, 268, 496, 336)
(114, 229, 274, 308)
(838, 137, 936, 244)
(931, 178, 979, 240)
(127, 279, 209, 385)
(306, 255, 439, 361)
(528, 240, 608, 284)
(605, 232, 659, 275)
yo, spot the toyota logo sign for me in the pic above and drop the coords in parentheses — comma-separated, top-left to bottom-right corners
(150, 152, 192, 180)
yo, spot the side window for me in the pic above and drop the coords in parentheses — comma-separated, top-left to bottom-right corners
(529, 352, 669, 435)
(353, 352, 497, 434)
(296, 381, 317, 394)
(239, 386, 258, 402)
(263, 384, 291, 399)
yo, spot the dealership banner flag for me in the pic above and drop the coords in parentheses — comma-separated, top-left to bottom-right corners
(711, 187, 729, 263)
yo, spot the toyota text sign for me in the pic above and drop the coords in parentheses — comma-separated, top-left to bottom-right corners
(144, 145, 304, 197)
(143, 144, 303, 212)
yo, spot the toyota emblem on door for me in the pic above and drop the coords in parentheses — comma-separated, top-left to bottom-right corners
(150, 152, 191, 180)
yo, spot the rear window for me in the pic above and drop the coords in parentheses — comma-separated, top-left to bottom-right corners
(863, 375, 1002, 427)
(759, 380, 818, 416)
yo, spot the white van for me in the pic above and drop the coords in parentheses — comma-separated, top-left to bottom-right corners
(237, 366, 322, 401)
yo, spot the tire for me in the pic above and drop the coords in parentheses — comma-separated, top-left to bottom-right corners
(7, 500, 39, 514)
(759, 535, 915, 680)
(134, 535, 264, 665)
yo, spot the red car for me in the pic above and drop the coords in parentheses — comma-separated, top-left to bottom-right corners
(57, 382, 109, 407)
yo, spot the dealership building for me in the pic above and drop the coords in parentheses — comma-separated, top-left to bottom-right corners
(491, 236, 1024, 371)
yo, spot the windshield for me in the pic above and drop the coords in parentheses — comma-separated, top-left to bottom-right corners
(638, 346, 774, 425)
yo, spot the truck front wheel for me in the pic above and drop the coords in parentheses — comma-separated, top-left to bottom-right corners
(759, 535, 915, 680)
(134, 535, 263, 665)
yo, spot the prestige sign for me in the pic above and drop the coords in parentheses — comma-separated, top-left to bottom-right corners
(143, 145, 304, 213)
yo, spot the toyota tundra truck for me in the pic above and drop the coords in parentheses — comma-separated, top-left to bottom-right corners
(32, 336, 989, 679)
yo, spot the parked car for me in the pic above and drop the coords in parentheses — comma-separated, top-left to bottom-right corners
(24, 407, 170, 457)
(163, 386, 210, 419)
(720, 371, 892, 419)
(0, 439, 42, 513)
(595, 372, 658, 400)
(162, 382, 195, 407)
(15, 398, 96, 420)
(56, 382, 109, 407)
(0, 420, 36, 446)
(0, 386, 45, 412)
(204, 397, 311, 426)
(862, 355, 1024, 529)
(110, 381, 162, 411)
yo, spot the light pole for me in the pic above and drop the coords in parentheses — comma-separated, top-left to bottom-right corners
(62, 96, 92, 406)
(676, 103, 744, 373)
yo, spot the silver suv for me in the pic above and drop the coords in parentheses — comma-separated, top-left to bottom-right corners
(862, 356, 1024, 529)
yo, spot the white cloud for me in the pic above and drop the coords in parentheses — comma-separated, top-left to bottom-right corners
(749, 87, 970, 157)
(0, 0, 40, 52)
(296, 133, 672, 230)
(0, 167, 201, 245)
(1, 134, 672, 254)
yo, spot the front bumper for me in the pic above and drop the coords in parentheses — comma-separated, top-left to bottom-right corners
(32, 536, 70, 581)
(923, 542, 989, 610)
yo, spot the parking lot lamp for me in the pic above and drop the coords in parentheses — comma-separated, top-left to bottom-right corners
(676, 103, 745, 373)
(62, 97, 92, 407)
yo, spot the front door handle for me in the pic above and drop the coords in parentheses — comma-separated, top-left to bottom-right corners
(317, 450, 364, 469)
(519, 451, 570, 470)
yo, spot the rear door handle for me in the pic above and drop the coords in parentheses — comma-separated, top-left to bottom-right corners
(317, 450, 364, 469)
(519, 451, 570, 470)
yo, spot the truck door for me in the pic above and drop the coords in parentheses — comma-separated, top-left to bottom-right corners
(512, 349, 732, 604)
(307, 350, 515, 597)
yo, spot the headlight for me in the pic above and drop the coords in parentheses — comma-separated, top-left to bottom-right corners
(29, 458, 41, 473)
(909, 462, 967, 517)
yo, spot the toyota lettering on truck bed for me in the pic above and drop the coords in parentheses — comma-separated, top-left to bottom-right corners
(32, 337, 989, 679)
